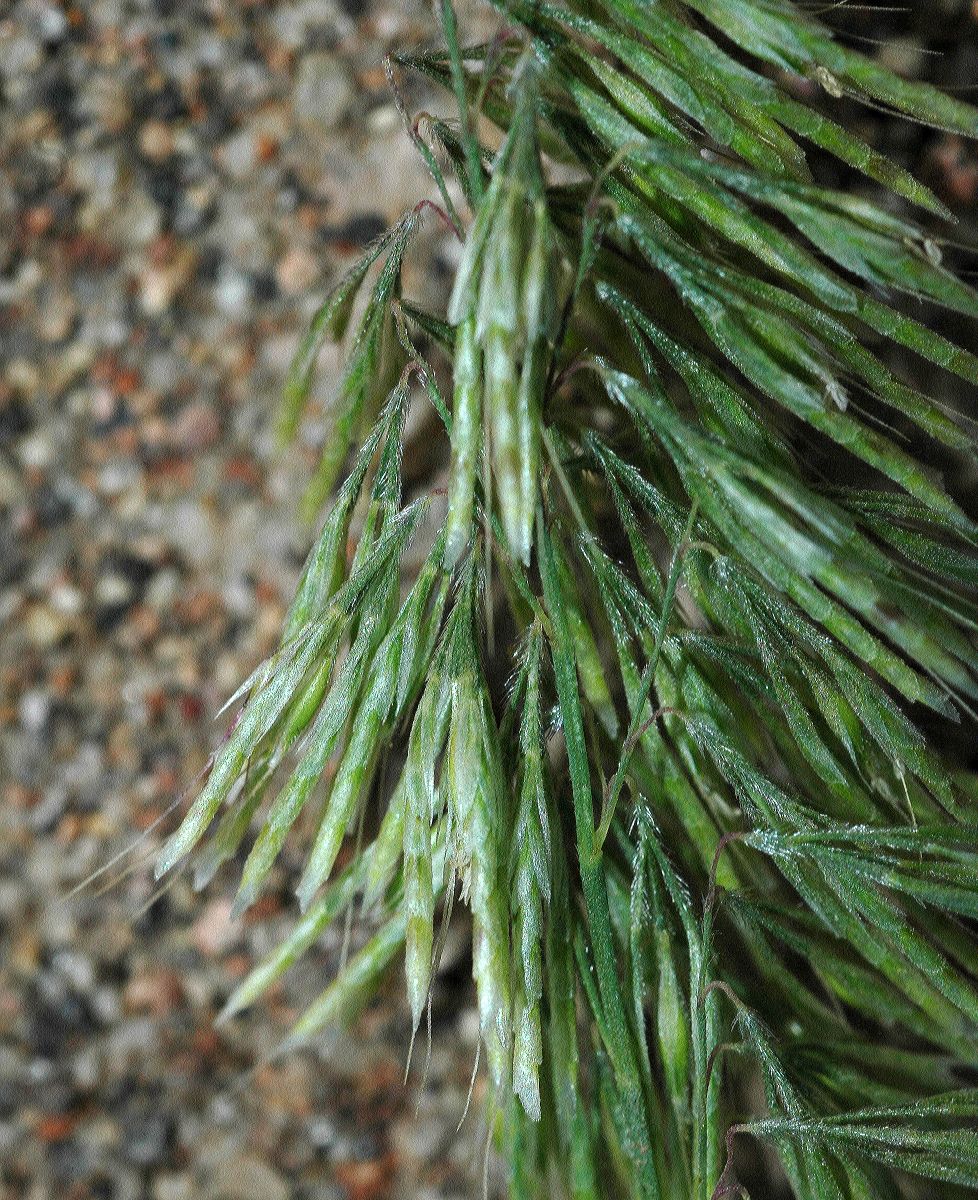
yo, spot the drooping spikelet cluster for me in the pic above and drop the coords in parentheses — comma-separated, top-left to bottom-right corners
(445, 58, 559, 567)
(151, 3, 978, 1196)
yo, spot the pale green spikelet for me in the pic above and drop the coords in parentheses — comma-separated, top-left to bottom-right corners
(511, 627, 550, 1120)
(402, 665, 451, 1028)
(295, 625, 403, 912)
(444, 311, 482, 567)
(447, 55, 560, 567)
(446, 654, 513, 1094)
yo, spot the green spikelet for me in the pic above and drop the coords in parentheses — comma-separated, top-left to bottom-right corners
(444, 311, 482, 568)
(511, 627, 551, 1120)
(445, 55, 559, 567)
(402, 666, 451, 1029)
(447, 660, 513, 1094)
(295, 623, 402, 912)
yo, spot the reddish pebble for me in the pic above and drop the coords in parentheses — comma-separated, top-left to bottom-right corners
(35, 1113, 79, 1143)
(179, 692, 204, 722)
(23, 206, 54, 238)
(333, 1155, 397, 1200)
(222, 456, 263, 488)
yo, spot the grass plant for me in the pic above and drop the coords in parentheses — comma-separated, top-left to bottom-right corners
(155, 2, 978, 1195)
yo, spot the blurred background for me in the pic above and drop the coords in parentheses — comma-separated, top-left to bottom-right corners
(0, 2, 488, 1198)
(0, 2, 976, 1199)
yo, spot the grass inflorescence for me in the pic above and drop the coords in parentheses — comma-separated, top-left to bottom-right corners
(154, 1, 978, 1195)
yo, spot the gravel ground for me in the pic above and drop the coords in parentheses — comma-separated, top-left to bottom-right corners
(0, 2, 491, 1198)
(1, 2, 977, 1200)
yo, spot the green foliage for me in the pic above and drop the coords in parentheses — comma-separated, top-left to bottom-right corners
(155, 1, 978, 1195)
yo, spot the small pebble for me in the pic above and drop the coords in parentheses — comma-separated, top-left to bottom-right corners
(293, 54, 355, 129)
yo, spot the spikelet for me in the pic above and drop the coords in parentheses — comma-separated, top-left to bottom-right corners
(295, 618, 404, 912)
(655, 923, 690, 1113)
(363, 772, 407, 910)
(552, 536, 618, 736)
(282, 914, 407, 1051)
(396, 528, 450, 713)
(512, 197, 557, 563)
(444, 56, 559, 568)
(154, 611, 341, 879)
(640, 819, 694, 1121)
(447, 666, 513, 1093)
(230, 584, 388, 917)
(192, 652, 335, 892)
(445, 311, 482, 567)
(543, 801, 597, 1191)
(293, 519, 440, 913)
(281, 401, 393, 640)
(290, 495, 441, 912)
(485, 322, 521, 556)
(511, 628, 551, 1119)
(403, 665, 452, 1028)
(514, 337, 547, 566)
(475, 183, 523, 344)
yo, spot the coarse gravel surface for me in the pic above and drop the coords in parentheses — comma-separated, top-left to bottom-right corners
(1, 2, 493, 1197)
